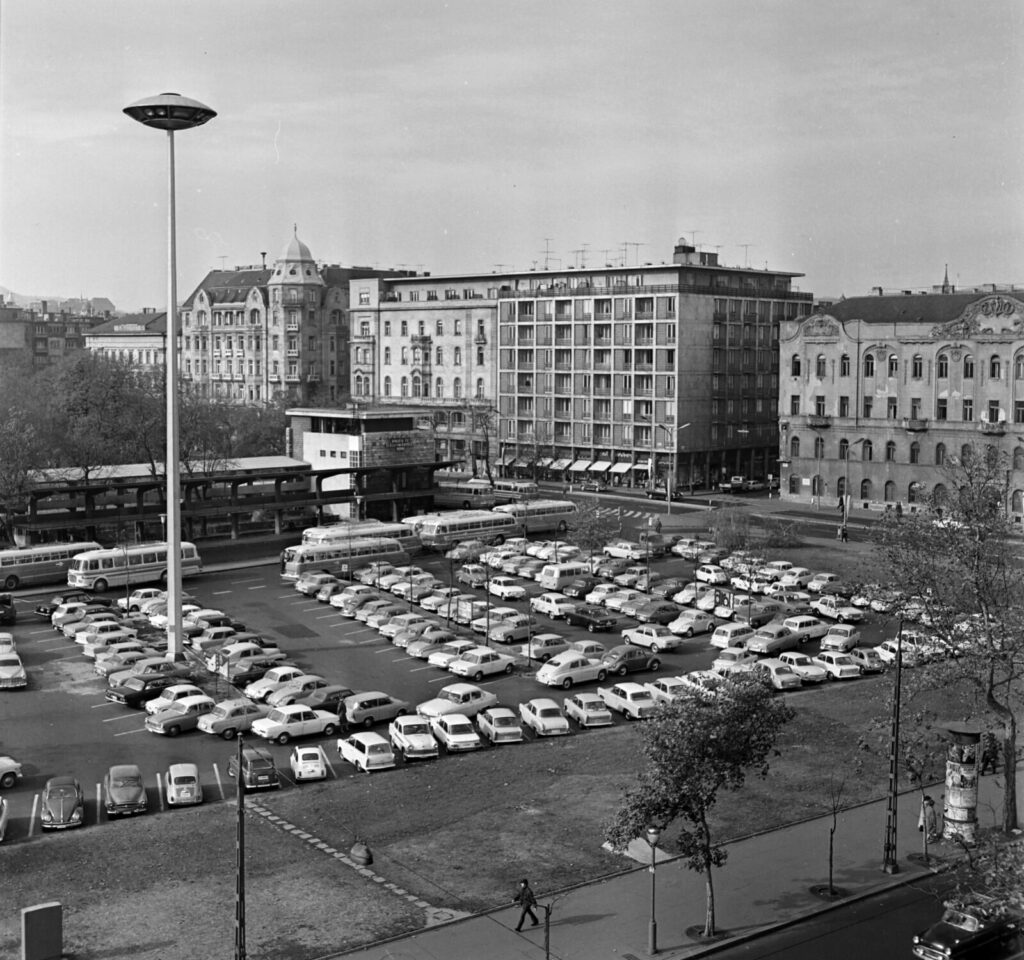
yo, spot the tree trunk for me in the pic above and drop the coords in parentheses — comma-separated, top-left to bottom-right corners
(828, 819, 836, 894)
(1000, 711, 1018, 833)
(703, 859, 716, 938)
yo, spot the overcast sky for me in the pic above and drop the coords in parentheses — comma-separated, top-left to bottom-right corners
(1, 0, 1021, 311)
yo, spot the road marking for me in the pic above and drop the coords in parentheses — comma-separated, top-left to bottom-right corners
(91, 700, 122, 709)
(316, 613, 344, 621)
(95, 783, 101, 823)
(28, 794, 38, 837)
(156, 772, 166, 812)
(230, 577, 264, 585)
(113, 727, 147, 736)
(103, 712, 143, 722)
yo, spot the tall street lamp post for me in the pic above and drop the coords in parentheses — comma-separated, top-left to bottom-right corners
(646, 824, 661, 954)
(123, 93, 216, 663)
(882, 619, 904, 874)
(655, 423, 691, 516)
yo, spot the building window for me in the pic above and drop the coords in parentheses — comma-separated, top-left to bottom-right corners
(436, 320, 444, 335)
(358, 288, 370, 305)
(912, 355, 923, 378)
(477, 347, 485, 365)
(839, 396, 849, 417)
(436, 347, 443, 364)
(412, 375, 422, 397)
(382, 347, 391, 365)
(1015, 356, 1024, 380)
(937, 353, 948, 378)
(815, 355, 826, 378)
(453, 377, 462, 399)
(454, 319, 462, 335)
(476, 377, 484, 398)
(839, 354, 850, 376)
(401, 376, 409, 397)
(788, 475, 800, 495)
(838, 438, 849, 460)
(790, 436, 800, 457)
(383, 376, 391, 397)
(1016, 401, 1024, 424)
(454, 347, 462, 365)
(885, 440, 897, 462)
(860, 478, 872, 499)
(400, 321, 408, 336)
(863, 353, 875, 377)
(936, 398, 948, 420)
(863, 396, 873, 418)
(790, 395, 800, 415)
(964, 355, 974, 378)
(884, 481, 896, 503)
(862, 440, 873, 461)
(887, 398, 898, 419)
(935, 443, 946, 465)
(887, 354, 898, 377)
(791, 354, 802, 376)
(435, 377, 443, 397)
(909, 441, 920, 464)
(910, 398, 922, 419)
(401, 347, 408, 364)
(990, 355, 1002, 379)
(383, 321, 391, 336)
(814, 436, 825, 458)
(988, 400, 1001, 423)
(418, 320, 425, 336)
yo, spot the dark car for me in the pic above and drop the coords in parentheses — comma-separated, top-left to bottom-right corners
(912, 906, 1020, 960)
(644, 487, 685, 501)
(40, 776, 85, 830)
(593, 557, 631, 579)
(578, 481, 607, 493)
(601, 644, 661, 677)
(36, 590, 108, 618)
(634, 601, 683, 625)
(290, 684, 356, 715)
(563, 577, 599, 600)
(650, 578, 688, 600)
(105, 673, 180, 708)
(0, 593, 15, 626)
(224, 656, 295, 686)
(103, 763, 148, 817)
(564, 605, 619, 632)
(227, 744, 280, 790)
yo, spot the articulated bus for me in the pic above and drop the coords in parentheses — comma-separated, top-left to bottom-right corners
(493, 499, 577, 534)
(433, 478, 497, 510)
(301, 520, 423, 554)
(0, 541, 103, 591)
(281, 537, 410, 581)
(415, 510, 523, 551)
(67, 542, 203, 593)
(491, 479, 540, 503)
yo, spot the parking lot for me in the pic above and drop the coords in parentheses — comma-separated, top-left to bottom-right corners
(0, 520, 900, 846)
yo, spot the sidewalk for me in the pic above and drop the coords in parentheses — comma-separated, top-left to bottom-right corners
(339, 769, 1021, 960)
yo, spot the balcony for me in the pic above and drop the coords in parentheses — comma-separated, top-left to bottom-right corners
(978, 420, 1007, 436)
(807, 415, 832, 428)
(902, 417, 929, 432)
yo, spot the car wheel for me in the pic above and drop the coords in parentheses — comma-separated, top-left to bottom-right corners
(167, 725, 180, 737)
(651, 643, 664, 654)
(587, 624, 596, 633)
(276, 732, 290, 744)
(504, 663, 513, 675)
(94, 578, 109, 593)
(561, 677, 573, 690)
(0, 772, 16, 789)
(462, 500, 472, 509)
(3, 575, 18, 590)
(473, 670, 485, 682)
(323, 723, 337, 737)
(649, 659, 661, 672)
(596, 669, 607, 682)
(221, 728, 237, 740)
(363, 717, 375, 728)
(617, 666, 628, 677)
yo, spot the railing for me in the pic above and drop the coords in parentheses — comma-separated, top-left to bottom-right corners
(901, 417, 929, 432)
(498, 282, 813, 301)
(808, 415, 832, 428)
(978, 421, 1007, 435)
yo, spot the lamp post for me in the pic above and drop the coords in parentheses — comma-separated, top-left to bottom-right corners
(655, 423, 691, 515)
(646, 824, 661, 954)
(882, 618, 904, 874)
(843, 438, 868, 530)
(124, 92, 216, 664)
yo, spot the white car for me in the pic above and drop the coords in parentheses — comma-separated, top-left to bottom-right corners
(777, 651, 828, 683)
(778, 567, 814, 588)
(417, 683, 498, 719)
(430, 714, 484, 752)
(711, 648, 759, 677)
(164, 762, 203, 806)
(645, 676, 690, 704)
(488, 577, 528, 601)
(535, 652, 608, 689)
(604, 590, 646, 613)
(377, 613, 428, 640)
(337, 731, 397, 772)
(807, 572, 839, 593)
(144, 683, 205, 716)
(811, 651, 861, 680)
(563, 692, 614, 727)
(585, 583, 621, 606)
(695, 565, 729, 585)
(519, 633, 571, 662)
(251, 704, 340, 743)
(476, 706, 524, 744)
(0, 651, 27, 689)
(427, 639, 478, 669)
(471, 607, 519, 634)
(388, 715, 440, 760)
(667, 612, 717, 637)
(519, 698, 571, 736)
(530, 593, 577, 619)
(596, 682, 658, 719)
(420, 587, 461, 612)
(289, 744, 329, 781)
(820, 625, 862, 653)
(810, 595, 864, 623)
(602, 540, 645, 561)
(621, 624, 683, 653)
(118, 588, 165, 612)
(874, 636, 934, 667)
(448, 647, 516, 681)
(244, 666, 309, 702)
(750, 658, 803, 691)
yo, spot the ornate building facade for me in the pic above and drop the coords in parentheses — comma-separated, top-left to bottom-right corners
(778, 284, 1024, 522)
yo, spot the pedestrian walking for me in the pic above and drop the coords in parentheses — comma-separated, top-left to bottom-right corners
(895, 502, 904, 519)
(918, 795, 939, 841)
(840, 525, 848, 543)
(513, 878, 539, 931)
(980, 731, 999, 774)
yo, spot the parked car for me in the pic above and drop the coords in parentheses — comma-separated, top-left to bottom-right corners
(535, 651, 607, 689)
(337, 731, 397, 772)
(197, 698, 270, 739)
(519, 698, 571, 736)
(602, 540, 646, 561)
(564, 604, 618, 632)
(143, 682, 205, 716)
(519, 633, 571, 663)
(417, 683, 497, 719)
(604, 589, 647, 614)
(0, 651, 27, 689)
(645, 676, 691, 704)
(530, 593, 577, 619)
(488, 576, 528, 601)
(387, 715, 440, 760)
(711, 647, 759, 677)
(810, 595, 864, 623)
(289, 745, 329, 781)
(0, 755, 24, 789)
(563, 692, 614, 727)
(227, 744, 279, 790)
(777, 651, 828, 683)
(601, 644, 661, 677)
(105, 673, 182, 709)
(695, 564, 728, 585)
(745, 624, 800, 656)
(448, 647, 516, 681)
(633, 600, 683, 625)
(40, 776, 85, 829)
(144, 694, 216, 736)
(807, 572, 840, 593)
(820, 625, 863, 653)
(848, 646, 885, 674)
(103, 763, 148, 817)
(666, 611, 717, 637)
(621, 624, 683, 653)
(266, 674, 332, 708)
(165, 762, 203, 805)
(563, 577, 599, 599)
(911, 905, 1021, 960)
(430, 714, 484, 752)
(251, 704, 340, 743)
(476, 706, 525, 744)
(596, 682, 658, 719)
(750, 658, 803, 691)
(244, 665, 307, 702)
(427, 639, 479, 669)
(343, 691, 409, 728)
(811, 651, 862, 680)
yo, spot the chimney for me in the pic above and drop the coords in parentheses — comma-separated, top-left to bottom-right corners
(261, 251, 267, 270)
(872, 287, 884, 296)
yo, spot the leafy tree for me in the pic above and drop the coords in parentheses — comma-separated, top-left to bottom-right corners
(565, 497, 619, 564)
(465, 400, 498, 482)
(604, 676, 795, 937)
(950, 835, 1024, 918)
(875, 444, 1023, 833)
(0, 361, 49, 544)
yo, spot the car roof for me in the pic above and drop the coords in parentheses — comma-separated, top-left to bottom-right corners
(348, 730, 389, 744)
(167, 762, 199, 775)
(108, 763, 141, 776)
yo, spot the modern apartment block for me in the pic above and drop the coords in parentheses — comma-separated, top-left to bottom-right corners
(178, 231, 412, 405)
(778, 278, 1024, 522)
(350, 240, 812, 487)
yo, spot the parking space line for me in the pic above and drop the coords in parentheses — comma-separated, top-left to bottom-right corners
(408, 665, 434, 672)
(212, 762, 226, 800)
(91, 701, 123, 709)
(28, 794, 38, 837)
(316, 613, 344, 621)
(230, 577, 264, 585)
(94, 782, 101, 823)
(103, 712, 142, 723)
(210, 590, 233, 596)
(155, 772, 166, 812)
(113, 726, 147, 737)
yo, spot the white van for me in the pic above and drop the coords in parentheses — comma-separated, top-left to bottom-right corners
(710, 622, 755, 650)
(538, 562, 591, 591)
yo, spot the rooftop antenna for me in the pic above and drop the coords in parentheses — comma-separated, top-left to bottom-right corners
(738, 243, 752, 267)
(580, 242, 590, 269)
(687, 230, 701, 246)
(624, 241, 645, 266)
(570, 248, 585, 269)
(542, 238, 554, 270)
(218, 256, 228, 270)
(600, 248, 615, 267)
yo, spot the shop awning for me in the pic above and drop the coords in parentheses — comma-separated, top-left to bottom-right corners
(609, 462, 632, 474)
(630, 461, 651, 471)
(535, 458, 553, 469)
(568, 460, 593, 472)
(513, 459, 533, 468)
(497, 454, 516, 466)
(589, 461, 612, 473)
(549, 458, 572, 471)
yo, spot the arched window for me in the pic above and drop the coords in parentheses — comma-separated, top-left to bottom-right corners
(353, 374, 363, 395)
(412, 347, 421, 365)
(1015, 356, 1024, 380)
(933, 483, 948, 508)
(454, 319, 462, 335)
(435, 377, 444, 398)
(937, 353, 949, 378)
(400, 376, 409, 397)
(885, 440, 897, 462)
(862, 440, 873, 461)
(401, 347, 408, 364)
(790, 436, 801, 458)
(476, 378, 485, 398)
(860, 479, 872, 500)
(908, 482, 922, 504)
(249, 309, 260, 324)
(837, 476, 847, 498)
(812, 475, 825, 496)
(383, 376, 392, 397)
(888, 354, 898, 377)
(963, 355, 974, 378)
(383, 347, 391, 365)
(1013, 490, 1024, 514)
(791, 354, 802, 376)
(788, 475, 800, 494)
(909, 441, 920, 464)
(961, 444, 972, 462)
(884, 480, 896, 502)
(436, 319, 444, 336)
(935, 443, 947, 465)
(839, 438, 849, 460)
(840, 354, 850, 376)
(411, 375, 422, 397)
(454, 347, 462, 366)
(912, 355, 923, 378)
(436, 347, 443, 364)
(453, 377, 462, 399)
(815, 355, 826, 378)
(990, 355, 1002, 379)
(451, 411, 465, 427)
(863, 353, 875, 377)
(1015, 446, 1024, 471)
(812, 436, 824, 458)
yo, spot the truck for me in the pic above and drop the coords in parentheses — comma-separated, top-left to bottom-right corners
(455, 598, 490, 626)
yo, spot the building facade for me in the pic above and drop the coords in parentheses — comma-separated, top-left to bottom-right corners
(178, 232, 412, 406)
(83, 309, 168, 370)
(778, 283, 1024, 522)
(0, 300, 104, 369)
(349, 240, 812, 488)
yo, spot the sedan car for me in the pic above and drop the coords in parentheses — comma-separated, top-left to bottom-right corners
(777, 651, 828, 684)
(144, 695, 216, 736)
(848, 647, 885, 674)
(695, 565, 729, 585)
(564, 605, 618, 632)
(266, 674, 331, 708)
(448, 647, 516, 681)
(143, 682, 205, 716)
(419, 587, 462, 612)
(751, 658, 803, 691)
(426, 639, 479, 669)
(633, 600, 683, 625)
(667, 611, 717, 637)
(40, 776, 85, 830)
(535, 651, 608, 689)
(103, 763, 148, 817)
(251, 704, 340, 743)
(621, 624, 683, 653)
(811, 651, 862, 680)
(711, 647, 759, 677)
(337, 731, 397, 772)
(343, 691, 409, 728)
(430, 714, 484, 752)
(820, 625, 863, 653)
(289, 745, 329, 781)
(645, 676, 691, 704)
(519, 698, 571, 736)
(601, 644, 661, 677)
(0, 755, 23, 789)
(244, 665, 307, 702)
(476, 706, 525, 744)
(197, 698, 270, 739)
(105, 673, 181, 709)
(530, 593, 577, 619)
(604, 589, 647, 614)
(165, 762, 204, 805)
(417, 683, 498, 719)
(563, 692, 614, 727)
(387, 715, 440, 760)
(488, 576, 528, 601)
(0, 651, 27, 689)
(519, 633, 571, 663)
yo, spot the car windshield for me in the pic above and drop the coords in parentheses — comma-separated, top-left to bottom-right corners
(267, 710, 288, 723)
(113, 774, 141, 788)
(448, 722, 473, 736)
(402, 721, 430, 735)
(50, 785, 77, 798)
(632, 691, 654, 701)
(297, 751, 320, 762)
(539, 708, 561, 718)
(440, 690, 464, 703)
(0, 655, 20, 667)
(492, 715, 515, 727)
(164, 703, 190, 716)
(585, 702, 604, 711)
(124, 677, 147, 691)
(367, 743, 389, 754)
(210, 706, 229, 719)
(172, 774, 197, 785)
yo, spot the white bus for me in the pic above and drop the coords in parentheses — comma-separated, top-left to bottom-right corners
(491, 479, 540, 503)
(415, 511, 523, 550)
(281, 537, 410, 581)
(301, 520, 423, 554)
(434, 478, 497, 510)
(67, 542, 203, 592)
(0, 541, 103, 591)
(493, 499, 578, 534)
